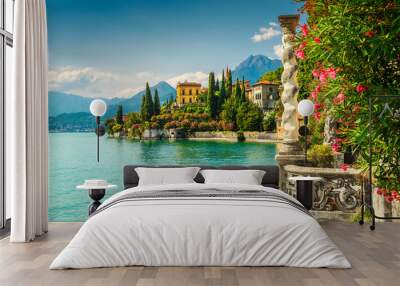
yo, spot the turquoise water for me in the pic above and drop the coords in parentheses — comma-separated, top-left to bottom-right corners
(49, 133, 277, 221)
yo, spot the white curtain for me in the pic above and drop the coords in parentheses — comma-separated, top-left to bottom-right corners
(8, 0, 48, 242)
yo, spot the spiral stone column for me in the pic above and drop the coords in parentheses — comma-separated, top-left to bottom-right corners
(276, 15, 304, 190)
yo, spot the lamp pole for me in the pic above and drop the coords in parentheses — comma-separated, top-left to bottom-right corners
(304, 115, 308, 166)
(96, 116, 100, 162)
(90, 99, 107, 163)
(297, 99, 314, 166)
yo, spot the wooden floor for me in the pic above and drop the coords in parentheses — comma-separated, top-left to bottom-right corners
(0, 222, 399, 286)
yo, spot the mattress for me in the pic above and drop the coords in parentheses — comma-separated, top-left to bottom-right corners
(50, 183, 351, 269)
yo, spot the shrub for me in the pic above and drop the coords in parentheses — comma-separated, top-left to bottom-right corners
(307, 144, 334, 168)
(263, 111, 277, 132)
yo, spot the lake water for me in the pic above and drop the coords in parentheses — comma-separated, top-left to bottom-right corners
(49, 133, 277, 221)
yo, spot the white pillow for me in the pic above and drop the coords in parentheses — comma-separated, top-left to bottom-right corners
(200, 169, 266, 185)
(135, 167, 200, 186)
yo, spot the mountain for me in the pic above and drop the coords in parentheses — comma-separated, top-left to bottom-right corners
(105, 81, 176, 117)
(48, 92, 93, 117)
(48, 81, 176, 117)
(231, 55, 282, 84)
(49, 112, 95, 132)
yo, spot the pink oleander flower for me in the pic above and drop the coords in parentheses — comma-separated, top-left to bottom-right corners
(333, 92, 346, 105)
(299, 41, 307, 49)
(311, 91, 318, 101)
(301, 24, 309, 37)
(364, 30, 376, 38)
(376, 188, 383, 196)
(332, 143, 340, 152)
(334, 137, 343, 144)
(315, 85, 321, 93)
(356, 84, 368, 93)
(314, 37, 321, 43)
(340, 163, 349, 171)
(314, 112, 321, 121)
(319, 71, 328, 83)
(312, 69, 319, 78)
(391, 191, 398, 198)
(314, 102, 322, 111)
(327, 67, 336, 79)
(385, 196, 394, 203)
(295, 49, 305, 59)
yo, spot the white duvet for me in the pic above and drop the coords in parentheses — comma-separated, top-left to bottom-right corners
(50, 183, 351, 269)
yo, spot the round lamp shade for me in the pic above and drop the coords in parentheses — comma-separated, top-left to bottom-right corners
(90, 99, 107, 117)
(298, 99, 315, 117)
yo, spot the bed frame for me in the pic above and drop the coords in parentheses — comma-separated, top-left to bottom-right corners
(123, 165, 280, 189)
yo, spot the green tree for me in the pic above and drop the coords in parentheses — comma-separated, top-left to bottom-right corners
(153, 89, 161, 115)
(207, 72, 218, 119)
(259, 67, 283, 83)
(236, 102, 263, 131)
(215, 78, 220, 91)
(219, 69, 227, 110)
(116, 105, 123, 125)
(145, 82, 154, 117)
(125, 112, 141, 128)
(241, 76, 247, 102)
(140, 95, 147, 121)
(234, 79, 243, 103)
(220, 95, 237, 129)
(226, 67, 232, 98)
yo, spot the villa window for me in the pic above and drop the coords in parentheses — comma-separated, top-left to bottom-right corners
(196, 89, 199, 95)
(182, 89, 185, 95)
(189, 89, 192, 95)
(1, 0, 14, 229)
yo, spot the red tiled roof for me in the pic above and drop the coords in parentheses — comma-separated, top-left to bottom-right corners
(253, 80, 279, 86)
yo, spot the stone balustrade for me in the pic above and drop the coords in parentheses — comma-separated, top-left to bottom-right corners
(283, 165, 364, 219)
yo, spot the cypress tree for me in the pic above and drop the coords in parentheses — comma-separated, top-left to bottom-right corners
(234, 79, 242, 102)
(145, 82, 154, 119)
(140, 95, 147, 121)
(219, 70, 226, 110)
(116, 105, 124, 124)
(241, 76, 247, 102)
(215, 78, 220, 91)
(207, 72, 218, 119)
(226, 67, 232, 98)
(153, 88, 161, 115)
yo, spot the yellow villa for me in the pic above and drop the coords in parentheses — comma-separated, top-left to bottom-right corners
(176, 81, 201, 105)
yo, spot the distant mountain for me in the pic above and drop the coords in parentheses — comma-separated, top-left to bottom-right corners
(49, 112, 95, 132)
(231, 55, 282, 84)
(105, 81, 176, 117)
(48, 92, 93, 117)
(48, 81, 176, 117)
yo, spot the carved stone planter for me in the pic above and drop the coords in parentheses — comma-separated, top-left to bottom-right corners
(283, 165, 363, 214)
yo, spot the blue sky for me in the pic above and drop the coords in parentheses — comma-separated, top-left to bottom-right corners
(47, 0, 303, 98)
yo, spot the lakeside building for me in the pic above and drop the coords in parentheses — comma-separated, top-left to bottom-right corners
(176, 81, 201, 105)
(250, 80, 279, 111)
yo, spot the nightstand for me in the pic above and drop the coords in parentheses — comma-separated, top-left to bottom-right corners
(77, 180, 117, 215)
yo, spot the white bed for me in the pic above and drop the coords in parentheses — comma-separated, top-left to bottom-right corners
(50, 183, 351, 269)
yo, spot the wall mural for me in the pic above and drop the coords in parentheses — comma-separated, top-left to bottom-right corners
(46, 0, 302, 221)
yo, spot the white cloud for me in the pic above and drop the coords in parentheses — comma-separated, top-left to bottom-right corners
(269, 22, 279, 27)
(273, 44, 284, 59)
(251, 24, 281, 43)
(49, 66, 161, 98)
(136, 71, 154, 79)
(49, 66, 118, 96)
(166, 71, 209, 88)
(116, 87, 143, 98)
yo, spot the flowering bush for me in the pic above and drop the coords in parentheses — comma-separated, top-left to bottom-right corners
(296, 0, 400, 199)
